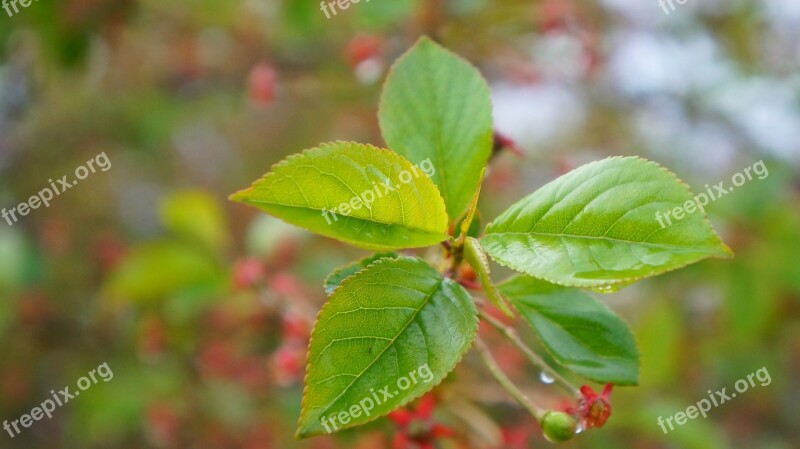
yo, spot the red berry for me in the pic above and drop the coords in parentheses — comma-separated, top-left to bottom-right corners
(248, 62, 278, 104)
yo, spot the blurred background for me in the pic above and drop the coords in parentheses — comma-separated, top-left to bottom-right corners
(0, 0, 798, 448)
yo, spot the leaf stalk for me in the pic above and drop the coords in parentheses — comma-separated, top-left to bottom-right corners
(475, 337, 547, 421)
(478, 308, 581, 398)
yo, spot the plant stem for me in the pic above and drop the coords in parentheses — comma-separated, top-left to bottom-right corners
(478, 308, 581, 398)
(475, 337, 546, 421)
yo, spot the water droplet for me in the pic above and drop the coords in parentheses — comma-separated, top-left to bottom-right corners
(539, 371, 555, 384)
(574, 424, 584, 434)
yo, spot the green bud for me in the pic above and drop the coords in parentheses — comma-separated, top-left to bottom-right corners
(541, 411, 577, 443)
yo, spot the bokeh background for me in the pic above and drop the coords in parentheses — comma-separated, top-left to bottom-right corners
(1, 0, 798, 448)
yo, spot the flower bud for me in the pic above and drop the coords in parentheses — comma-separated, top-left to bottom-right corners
(541, 411, 577, 443)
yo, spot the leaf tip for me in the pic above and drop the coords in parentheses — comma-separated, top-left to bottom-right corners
(413, 34, 437, 47)
(227, 188, 250, 204)
(719, 242, 735, 258)
(294, 423, 316, 440)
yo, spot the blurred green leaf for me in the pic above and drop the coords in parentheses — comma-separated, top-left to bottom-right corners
(72, 361, 184, 445)
(160, 190, 229, 253)
(354, 0, 418, 28)
(617, 399, 732, 449)
(104, 241, 221, 303)
(637, 298, 682, 387)
(0, 228, 27, 293)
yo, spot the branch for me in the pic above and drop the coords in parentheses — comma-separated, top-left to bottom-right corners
(478, 308, 581, 398)
(475, 337, 546, 421)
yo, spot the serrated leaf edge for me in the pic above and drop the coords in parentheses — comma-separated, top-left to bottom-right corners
(296, 256, 478, 438)
(483, 156, 733, 290)
(322, 252, 400, 296)
(229, 141, 450, 248)
(377, 37, 495, 221)
(501, 276, 641, 386)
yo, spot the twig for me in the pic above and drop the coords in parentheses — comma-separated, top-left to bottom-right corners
(478, 308, 581, 398)
(475, 337, 546, 421)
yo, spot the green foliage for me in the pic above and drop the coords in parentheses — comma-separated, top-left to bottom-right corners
(636, 299, 682, 387)
(379, 37, 493, 221)
(0, 228, 29, 293)
(483, 157, 732, 291)
(160, 190, 229, 252)
(463, 237, 513, 317)
(103, 241, 222, 303)
(230, 141, 449, 251)
(6, 0, 794, 446)
(323, 252, 398, 295)
(296, 256, 478, 437)
(229, 37, 732, 439)
(500, 276, 640, 385)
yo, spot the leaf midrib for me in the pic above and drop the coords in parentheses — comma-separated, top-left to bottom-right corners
(310, 280, 442, 422)
(486, 230, 716, 252)
(516, 302, 637, 383)
(242, 199, 446, 236)
(522, 304, 635, 361)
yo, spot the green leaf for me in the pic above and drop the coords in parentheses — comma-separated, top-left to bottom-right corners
(463, 237, 513, 317)
(160, 190, 228, 252)
(482, 157, 732, 290)
(379, 36, 493, 221)
(323, 252, 398, 295)
(499, 275, 639, 385)
(297, 256, 478, 437)
(104, 241, 222, 303)
(0, 228, 29, 294)
(230, 141, 449, 251)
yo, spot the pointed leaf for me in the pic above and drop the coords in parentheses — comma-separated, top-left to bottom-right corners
(230, 142, 449, 251)
(297, 256, 478, 437)
(379, 37, 493, 220)
(104, 241, 222, 303)
(482, 157, 732, 290)
(500, 275, 639, 385)
(160, 190, 229, 252)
